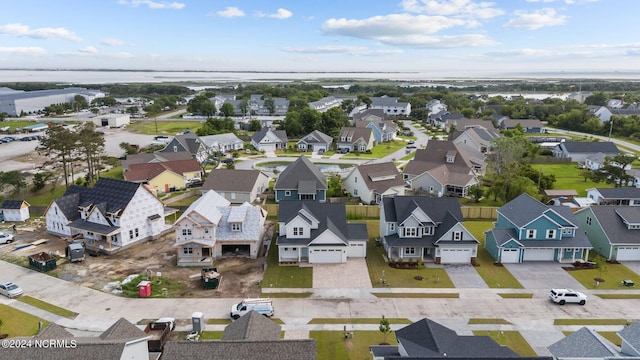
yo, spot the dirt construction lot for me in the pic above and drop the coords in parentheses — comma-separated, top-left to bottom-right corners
(1, 221, 270, 299)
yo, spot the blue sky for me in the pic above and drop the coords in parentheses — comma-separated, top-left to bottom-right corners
(0, 0, 638, 76)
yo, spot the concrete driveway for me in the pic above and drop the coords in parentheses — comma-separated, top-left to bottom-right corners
(621, 261, 640, 277)
(444, 264, 488, 288)
(504, 262, 585, 296)
(312, 258, 371, 289)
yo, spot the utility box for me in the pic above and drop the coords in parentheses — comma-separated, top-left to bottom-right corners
(138, 280, 151, 298)
(28, 252, 57, 272)
(192, 312, 204, 333)
(201, 268, 220, 290)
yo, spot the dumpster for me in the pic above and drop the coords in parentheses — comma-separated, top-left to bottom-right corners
(28, 252, 57, 272)
(138, 280, 152, 297)
(201, 268, 220, 290)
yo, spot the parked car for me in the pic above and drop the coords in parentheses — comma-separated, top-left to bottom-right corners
(408, 140, 415, 145)
(406, 144, 417, 149)
(222, 158, 234, 164)
(549, 288, 587, 305)
(186, 178, 203, 188)
(0, 232, 14, 244)
(0, 282, 23, 298)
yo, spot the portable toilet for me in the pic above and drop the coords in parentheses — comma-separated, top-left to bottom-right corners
(192, 312, 204, 333)
(138, 281, 151, 298)
(66, 241, 85, 262)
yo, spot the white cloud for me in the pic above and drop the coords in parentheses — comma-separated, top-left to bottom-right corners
(0, 46, 47, 56)
(118, 0, 185, 9)
(503, 8, 568, 30)
(113, 52, 135, 59)
(216, 7, 245, 18)
(256, 8, 293, 19)
(281, 45, 403, 56)
(526, 0, 599, 3)
(78, 46, 98, 55)
(401, 0, 504, 19)
(0, 23, 82, 42)
(101, 38, 124, 46)
(381, 33, 497, 48)
(323, 14, 467, 37)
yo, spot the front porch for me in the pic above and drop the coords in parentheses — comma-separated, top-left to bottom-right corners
(175, 243, 214, 267)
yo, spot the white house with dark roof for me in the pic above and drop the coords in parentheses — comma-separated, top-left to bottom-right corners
(251, 128, 288, 152)
(173, 190, 267, 266)
(202, 169, 270, 204)
(380, 196, 478, 264)
(274, 156, 327, 203)
(369, 96, 411, 116)
(343, 162, 405, 204)
(308, 96, 342, 113)
(0, 199, 30, 222)
(276, 201, 368, 264)
(44, 178, 167, 253)
(586, 187, 640, 206)
(296, 130, 333, 152)
(158, 132, 206, 161)
(553, 140, 619, 163)
(199, 133, 244, 154)
(336, 127, 375, 152)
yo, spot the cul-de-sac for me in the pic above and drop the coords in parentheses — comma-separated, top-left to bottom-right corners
(2, 79, 640, 360)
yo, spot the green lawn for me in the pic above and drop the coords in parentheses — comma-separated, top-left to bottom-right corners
(498, 293, 534, 298)
(262, 231, 313, 288)
(366, 237, 454, 288)
(341, 140, 408, 159)
(372, 293, 459, 298)
(554, 318, 630, 325)
(17, 296, 78, 318)
(472, 330, 537, 356)
(464, 221, 523, 289)
(101, 166, 124, 180)
(565, 262, 640, 289)
(530, 163, 613, 197)
(310, 330, 397, 360)
(126, 120, 203, 135)
(468, 318, 512, 325)
(0, 304, 50, 337)
(308, 318, 412, 325)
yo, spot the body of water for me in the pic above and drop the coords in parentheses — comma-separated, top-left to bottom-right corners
(257, 162, 354, 174)
(1, 69, 640, 85)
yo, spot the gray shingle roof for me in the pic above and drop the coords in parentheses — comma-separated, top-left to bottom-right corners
(99, 317, 147, 341)
(274, 156, 327, 191)
(560, 141, 619, 154)
(618, 321, 640, 352)
(202, 169, 268, 193)
(498, 193, 556, 228)
(591, 187, 640, 199)
(222, 311, 281, 341)
(0, 200, 28, 209)
(547, 327, 618, 358)
(585, 206, 640, 245)
(161, 340, 316, 360)
(352, 162, 405, 194)
(297, 130, 332, 145)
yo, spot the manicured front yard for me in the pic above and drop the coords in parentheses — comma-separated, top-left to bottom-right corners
(17, 296, 78, 318)
(308, 318, 412, 325)
(262, 232, 313, 288)
(472, 330, 537, 356)
(0, 304, 50, 337)
(464, 221, 523, 289)
(310, 330, 397, 360)
(564, 261, 640, 290)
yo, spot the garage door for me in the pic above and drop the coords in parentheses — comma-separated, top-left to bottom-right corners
(523, 248, 555, 261)
(501, 248, 520, 263)
(309, 248, 345, 263)
(260, 143, 276, 152)
(348, 241, 366, 257)
(440, 248, 471, 264)
(616, 247, 640, 261)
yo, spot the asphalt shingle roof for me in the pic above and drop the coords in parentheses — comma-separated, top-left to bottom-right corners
(352, 162, 405, 194)
(161, 340, 316, 360)
(274, 156, 327, 191)
(560, 141, 619, 154)
(547, 327, 618, 358)
(203, 169, 268, 193)
(222, 311, 281, 341)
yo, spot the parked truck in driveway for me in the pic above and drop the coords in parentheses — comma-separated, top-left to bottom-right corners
(230, 298, 273, 319)
(144, 319, 174, 352)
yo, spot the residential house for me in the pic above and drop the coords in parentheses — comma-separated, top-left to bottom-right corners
(589, 105, 612, 122)
(354, 118, 397, 143)
(626, 169, 640, 188)
(343, 162, 405, 204)
(484, 193, 592, 263)
(370, 96, 411, 116)
(446, 118, 498, 132)
(158, 132, 207, 162)
(2, 318, 152, 360)
(0, 199, 30, 222)
(44, 178, 166, 253)
(201, 169, 270, 204)
(249, 94, 289, 116)
(500, 118, 545, 133)
(380, 196, 478, 264)
(586, 187, 640, 206)
(276, 200, 368, 264)
(619, 321, 640, 356)
(296, 130, 333, 152)
(120, 151, 194, 172)
(450, 126, 499, 175)
(274, 156, 327, 203)
(173, 190, 267, 266)
(123, 158, 201, 193)
(428, 111, 466, 129)
(552, 141, 619, 163)
(352, 108, 388, 123)
(547, 327, 619, 359)
(575, 206, 640, 261)
(427, 99, 447, 114)
(308, 96, 342, 112)
(199, 133, 244, 154)
(403, 141, 478, 197)
(336, 127, 375, 152)
(251, 128, 288, 152)
(370, 318, 537, 360)
(161, 341, 316, 360)
(221, 311, 280, 341)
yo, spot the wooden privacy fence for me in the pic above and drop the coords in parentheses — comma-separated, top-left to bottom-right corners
(460, 206, 498, 219)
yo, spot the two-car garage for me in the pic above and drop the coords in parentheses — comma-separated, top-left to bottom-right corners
(309, 247, 346, 263)
(500, 247, 556, 263)
(615, 246, 640, 261)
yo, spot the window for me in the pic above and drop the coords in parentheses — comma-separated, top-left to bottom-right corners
(204, 227, 209, 234)
(183, 247, 193, 255)
(403, 227, 417, 237)
(586, 216, 592, 226)
(404, 247, 416, 255)
(355, 177, 357, 183)
(111, 235, 117, 242)
(293, 227, 304, 236)
(389, 223, 396, 232)
(129, 230, 133, 239)
(546, 229, 556, 239)
(453, 231, 462, 241)
(562, 228, 572, 234)
(423, 226, 434, 236)
(231, 192, 236, 200)
(232, 223, 241, 231)
(353, 189, 358, 196)
(173, 145, 178, 152)
(182, 228, 192, 236)
(135, 228, 139, 237)
(526, 229, 536, 239)
(285, 190, 291, 196)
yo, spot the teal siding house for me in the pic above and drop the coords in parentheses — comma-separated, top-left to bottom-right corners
(485, 193, 592, 263)
(574, 206, 640, 261)
(274, 156, 327, 203)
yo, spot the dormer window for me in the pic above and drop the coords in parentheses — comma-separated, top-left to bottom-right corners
(293, 227, 304, 236)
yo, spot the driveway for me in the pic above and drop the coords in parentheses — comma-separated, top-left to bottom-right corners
(312, 258, 371, 289)
(443, 264, 488, 288)
(621, 261, 640, 277)
(504, 262, 585, 296)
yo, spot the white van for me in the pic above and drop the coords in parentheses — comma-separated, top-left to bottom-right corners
(230, 298, 274, 319)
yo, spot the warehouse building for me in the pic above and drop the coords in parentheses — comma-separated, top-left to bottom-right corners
(0, 88, 105, 116)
